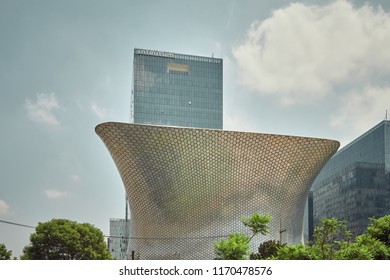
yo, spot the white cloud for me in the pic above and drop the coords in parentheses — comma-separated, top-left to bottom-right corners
(75, 99, 85, 111)
(25, 93, 63, 125)
(91, 102, 111, 119)
(232, 1, 390, 105)
(224, 114, 243, 131)
(44, 189, 70, 199)
(331, 86, 390, 134)
(224, 113, 255, 132)
(69, 174, 80, 182)
(0, 200, 10, 215)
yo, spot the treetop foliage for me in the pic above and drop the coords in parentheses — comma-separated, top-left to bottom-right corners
(22, 218, 112, 260)
(0, 243, 12, 260)
(241, 213, 272, 241)
(214, 213, 272, 260)
(250, 240, 286, 260)
(365, 215, 390, 246)
(271, 215, 390, 260)
(213, 233, 250, 260)
(214, 213, 390, 260)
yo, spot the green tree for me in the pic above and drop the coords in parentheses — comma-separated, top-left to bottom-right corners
(241, 213, 272, 242)
(335, 215, 390, 260)
(272, 215, 390, 260)
(365, 215, 390, 247)
(213, 213, 272, 260)
(214, 233, 250, 260)
(250, 240, 286, 260)
(0, 243, 12, 260)
(22, 219, 112, 260)
(271, 217, 351, 260)
(213, 214, 390, 260)
(310, 218, 351, 260)
(271, 243, 317, 260)
(336, 234, 389, 260)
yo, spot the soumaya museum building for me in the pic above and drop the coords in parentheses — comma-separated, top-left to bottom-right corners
(96, 48, 339, 259)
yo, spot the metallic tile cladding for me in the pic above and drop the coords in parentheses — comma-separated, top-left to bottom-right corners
(96, 122, 339, 259)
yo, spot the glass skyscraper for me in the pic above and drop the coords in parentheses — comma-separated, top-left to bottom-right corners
(131, 48, 223, 129)
(310, 120, 390, 237)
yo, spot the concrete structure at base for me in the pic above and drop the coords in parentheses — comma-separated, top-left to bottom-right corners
(108, 218, 131, 260)
(96, 122, 339, 260)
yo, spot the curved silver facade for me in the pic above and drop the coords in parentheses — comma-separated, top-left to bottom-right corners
(96, 122, 339, 259)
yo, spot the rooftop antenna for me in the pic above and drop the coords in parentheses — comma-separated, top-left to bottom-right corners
(386, 110, 388, 121)
(211, 52, 214, 58)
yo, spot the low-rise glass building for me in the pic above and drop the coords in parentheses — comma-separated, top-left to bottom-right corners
(311, 120, 390, 237)
(108, 218, 131, 260)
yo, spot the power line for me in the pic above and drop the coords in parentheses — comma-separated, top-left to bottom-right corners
(0, 219, 229, 241)
(0, 219, 35, 229)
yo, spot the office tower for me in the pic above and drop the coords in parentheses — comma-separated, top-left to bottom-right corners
(131, 48, 223, 129)
(311, 120, 390, 237)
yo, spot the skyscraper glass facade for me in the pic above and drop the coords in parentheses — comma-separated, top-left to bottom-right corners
(311, 121, 390, 236)
(131, 48, 223, 129)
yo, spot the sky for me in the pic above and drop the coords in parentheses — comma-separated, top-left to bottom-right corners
(1, 0, 390, 258)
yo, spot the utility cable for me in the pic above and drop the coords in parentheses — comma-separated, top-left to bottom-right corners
(0, 219, 229, 240)
(0, 219, 35, 229)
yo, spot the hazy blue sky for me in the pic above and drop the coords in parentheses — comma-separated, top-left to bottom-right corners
(1, 0, 390, 257)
